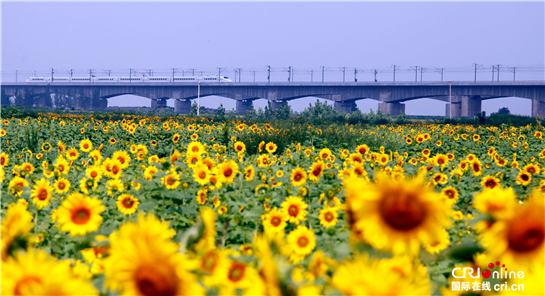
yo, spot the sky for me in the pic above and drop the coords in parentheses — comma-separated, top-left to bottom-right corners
(2, 1, 544, 115)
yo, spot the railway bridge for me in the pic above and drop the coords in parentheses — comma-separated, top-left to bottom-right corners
(2, 81, 544, 117)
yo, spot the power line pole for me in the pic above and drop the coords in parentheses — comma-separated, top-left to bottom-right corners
(311, 70, 313, 82)
(129, 68, 133, 82)
(190, 69, 195, 76)
(420, 67, 424, 82)
(15, 70, 18, 82)
(321, 66, 325, 83)
(354, 68, 358, 82)
(491, 65, 495, 81)
(509, 67, 516, 81)
(51, 68, 54, 82)
(342, 67, 346, 83)
(267, 65, 271, 83)
(392, 65, 399, 82)
(252, 70, 256, 83)
(374, 69, 377, 82)
(238, 68, 242, 82)
(218, 67, 225, 84)
(234, 69, 237, 82)
(473, 63, 479, 82)
(410, 66, 418, 82)
(172, 68, 176, 78)
(497, 64, 501, 81)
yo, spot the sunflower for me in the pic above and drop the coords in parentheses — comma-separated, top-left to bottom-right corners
(56, 193, 105, 236)
(431, 173, 448, 185)
(423, 229, 450, 254)
(162, 171, 181, 190)
(221, 260, 264, 295)
(41, 142, 52, 152)
(344, 174, 452, 254)
(481, 196, 544, 272)
(262, 208, 287, 234)
(86, 165, 103, 181)
(244, 165, 255, 181)
(9, 177, 29, 197)
(89, 150, 102, 164)
(187, 141, 205, 155)
(473, 187, 516, 219)
(280, 196, 308, 224)
(470, 159, 483, 176)
(480, 175, 500, 189)
(287, 225, 316, 256)
(106, 179, 124, 196)
(234, 141, 246, 153)
(30, 178, 54, 209)
(116, 194, 139, 215)
(55, 156, 70, 175)
(332, 255, 431, 296)
(440, 186, 459, 204)
(1, 203, 33, 260)
(172, 133, 181, 143)
(290, 167, 307, 187)
(377, 154, 389, 165)
(52, 177, 70, 194)
(144, 166, 158, 181)
(104, 214, 202, 296)
(1, 250, 98, 295)
(308, 161, 325, 181)
(150, 140, 158, 146)
(265, 142, 277, 153)
(523, 164, 540, 175)
(79, 139, 93, 152)
(215, 160, 239, 184)
(319, 207, 338, 228)
(355, 144, 369, 155)
(192, 164, 211, 186)
(516, 171, 532, 186)
(112, 150, 131, 169)
(66, 148, 79, 161)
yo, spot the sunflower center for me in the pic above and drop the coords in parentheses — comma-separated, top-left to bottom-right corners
(294, 173, 302, 182)
(38, 189, 48, 200)
(202, 252, 218, 272)
(288, 205, 299, 217)
(83, 144, 89, 149)
(134, 265, 178, 296)
(91, 171, 98, 178)
(313, 167, 322, 176)
(507, 220, 544, 253)
(446, 190, 454, 198)
(192, 146, 199, 153)
(199, 171, 206, 179)
(380, 190, 427, 231)
(297, 236, 309, 247)
(485, 180, 496, 188)
(521, 174, 529, 181)
(123, 198, 134, 208)
(271, 216, 282, 227)
(528, 168, 536, 174)
(112, 166, 120, 174)
(228, 263, 246, 283)
(224, 168, 233, 178)
(71, 208, 91, 225)
(58, 183, 66, 189)
(325, 212, 334, 222)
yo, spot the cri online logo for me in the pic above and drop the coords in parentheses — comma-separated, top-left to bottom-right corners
(452, 261, 525, 279)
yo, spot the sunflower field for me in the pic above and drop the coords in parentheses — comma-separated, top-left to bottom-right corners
(1, 112, 544, 296)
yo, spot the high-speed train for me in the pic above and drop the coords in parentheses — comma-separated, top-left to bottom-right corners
(25, 76, 232, 83)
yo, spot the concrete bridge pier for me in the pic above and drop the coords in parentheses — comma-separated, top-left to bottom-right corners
(271, 100, 288, 110)
(461, 96, 482, 117)
(236, 100, 253, 115)
(445, 96, 462, 117)
(532, 98, 545, 118)
(334, 101, 357, 113)
(151, 98, 167, 108)
(379, 102, 405, 116)
(175, 99, 191, 113)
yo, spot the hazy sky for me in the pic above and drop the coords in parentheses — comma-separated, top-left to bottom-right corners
(2, 1, 544, 115)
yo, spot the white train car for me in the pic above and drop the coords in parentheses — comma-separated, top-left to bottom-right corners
(145, 76, 171, 83)
(26, 77, 49, 82)
(118, 77, 143, 82)
(93, 77, 119, 83)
